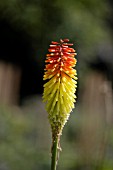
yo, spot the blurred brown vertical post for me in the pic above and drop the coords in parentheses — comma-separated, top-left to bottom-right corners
(0, 62, 21, 105)
(78, 70, 113, 169)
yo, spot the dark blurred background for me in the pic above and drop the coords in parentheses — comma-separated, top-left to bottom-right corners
(0, 0, 113, 170)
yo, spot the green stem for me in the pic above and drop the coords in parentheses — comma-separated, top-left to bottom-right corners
(51, 136, 59, 170)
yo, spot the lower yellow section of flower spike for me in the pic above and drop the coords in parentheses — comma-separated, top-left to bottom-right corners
(43, 73, 77, 138)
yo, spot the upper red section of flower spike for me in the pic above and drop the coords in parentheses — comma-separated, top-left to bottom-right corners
(43, 39, 77, 80)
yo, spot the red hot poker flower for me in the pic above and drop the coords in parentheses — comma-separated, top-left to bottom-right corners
(43, 39, 77, 140)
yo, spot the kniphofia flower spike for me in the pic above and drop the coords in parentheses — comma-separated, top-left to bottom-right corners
(43, 39, 77, 140)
